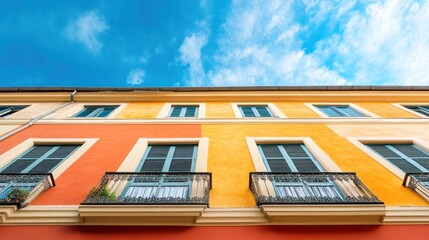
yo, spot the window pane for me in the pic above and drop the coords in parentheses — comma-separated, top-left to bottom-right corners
(169, 107, 182, 117)
(240, 106, 256, 117)
(255, 106, 272, 117)
(316, 105, 342, 117)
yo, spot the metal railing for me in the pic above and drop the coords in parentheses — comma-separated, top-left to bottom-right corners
(403, 173, 429, 201)
(0, 173, 55, 208)
(81, 172, 212, 205)
(249, 172, 383, 205)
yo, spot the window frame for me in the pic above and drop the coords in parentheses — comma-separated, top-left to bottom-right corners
(347, 137, 429, 179)
(157, 103, 206, 118)
(72, 105, 120, 118)
(0, 138, 98, 179)
(231, 103, 286, 118)
(305, 103, 379, 118)
(246, 137, 341, 172)
(168, 105, 200, 118)
(117, 138, 209, 172)
(0, 105, 30, 118)
(136, 145, 198, 172)
(393, 103, 429, 118)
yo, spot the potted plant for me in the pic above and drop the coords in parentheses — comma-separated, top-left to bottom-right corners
(7, 188, 30, 208)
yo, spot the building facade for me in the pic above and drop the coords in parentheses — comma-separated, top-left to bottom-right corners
(0, 87, 428, 239)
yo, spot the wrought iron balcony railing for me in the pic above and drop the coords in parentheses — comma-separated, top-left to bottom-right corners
(403, 173, 429, 201)
(249, 172, 383, 205)
(0, 173, 55, 208)
(81, 172, 212, 205)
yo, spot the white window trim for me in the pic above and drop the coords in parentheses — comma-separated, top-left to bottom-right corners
(56, 103, 127, 119)
(346, 137, 429, 180)
(305, 103, 379, 118)
(231, 103, 286, 118)
(0, 138, 98, 179)
(117, 138, 209, 172)
(0, 103, 35, 118)
(157, 103, 206, 118)
(392, 103, 429, 118)
(246, 137, 341, 172)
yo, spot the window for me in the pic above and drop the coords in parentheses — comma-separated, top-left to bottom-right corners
(168, 105, 199, 117)
(0, 105, 28, 117)
(0, 145, 81, 173)
(239, 105, 273, 117)
(366, 144, 429, 173)
(73, 105, 118, 117)
(124, 145, 197, 199)
(314, 105, 366, 117)
(404, 106, 429, 117)
(258, 144, 342, 199)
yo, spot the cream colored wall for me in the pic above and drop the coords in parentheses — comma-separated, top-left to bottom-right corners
(0, 125, 20, 135)
(2, 103, 64, 119)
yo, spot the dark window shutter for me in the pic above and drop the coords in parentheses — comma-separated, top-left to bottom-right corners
(184, 107, 197, 117)
(170, 107, 182, 117)
(28, 159, 63, 173)
(256, 106, 271, 117)
(1, 160, 35, 173)
(48, 146, 80, 158)
(140, 159, 165, 172)
(240, 106, 255, 117)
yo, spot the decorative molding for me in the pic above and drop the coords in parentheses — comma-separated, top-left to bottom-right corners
(2, 91, 429, 103)
(384, 206, 429, 224)
(32, 118, 429, 125)
(261, 205, 386, 225)
(78, 205, 206, 225)
(2, 205, 429, 225)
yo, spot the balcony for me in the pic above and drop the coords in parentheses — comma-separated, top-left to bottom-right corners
(249, 172, 385, 224)
(81, 172, 212, 205)
(403, 173, 429, 201)
(0, 173, 55, 208)
(250, 172, 383, 205)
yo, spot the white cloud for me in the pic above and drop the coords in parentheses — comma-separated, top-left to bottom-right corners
(126, 68, 145, 85)
(206, 0, 346, 86)
(317, 0, 429, 85)
(179, 32, 208, 86)
(66, 11, 108, 54)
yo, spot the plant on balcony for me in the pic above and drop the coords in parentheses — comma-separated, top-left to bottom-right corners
(6, 188, 30, 207)
(88, 184, 116, 201)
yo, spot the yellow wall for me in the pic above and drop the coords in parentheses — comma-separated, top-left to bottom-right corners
(205, 102, 235, 118)
(116, 102, 164, 118)
(275, 102, 320, 118)
(203, 123, 429, 207)
(355, 102, 419, 118)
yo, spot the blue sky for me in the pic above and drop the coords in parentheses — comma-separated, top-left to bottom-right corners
(0, 0, 428, 87)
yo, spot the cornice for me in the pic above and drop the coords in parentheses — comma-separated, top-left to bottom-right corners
(1, 205, 429, 225)
(1, 90, 429, 102)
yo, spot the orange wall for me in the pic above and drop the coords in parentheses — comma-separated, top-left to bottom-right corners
(0, 226, 428, 240)
(0, 124, 201, 205)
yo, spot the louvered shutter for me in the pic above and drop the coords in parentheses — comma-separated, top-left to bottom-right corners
(1, 146, 52, 173)
(260, 145, 291, 172)
(139, 146, 169, 172)
(367, 144, 424, 173)
(283, 144, 320, 172)
(1, 145, 80, 173)
(28, 145, 80, 173)
(169, 145, 194, 172)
